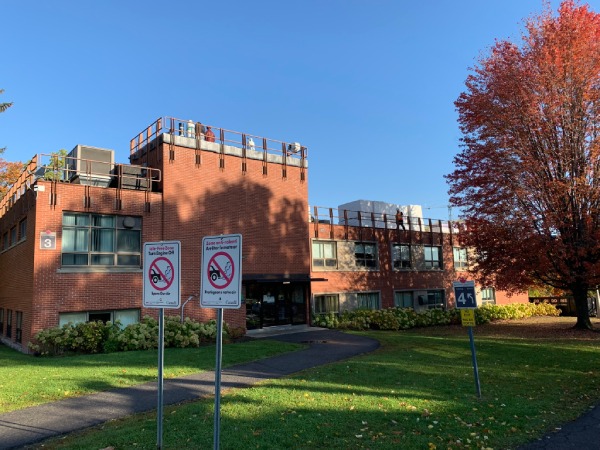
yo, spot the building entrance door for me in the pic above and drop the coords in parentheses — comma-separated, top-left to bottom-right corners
(244, 282, 307, 330)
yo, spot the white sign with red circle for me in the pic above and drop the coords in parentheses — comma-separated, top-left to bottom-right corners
(201, 234, 242, 309)
(143, 241, 181, 309)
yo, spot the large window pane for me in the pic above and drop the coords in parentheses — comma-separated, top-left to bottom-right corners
(61, 213, 141, 267)
(92, 215, 115, 227)
(63, 229, 89, 252)
(62, 253, 89, 265)
(394, 291, 414, 308)
(63, 213, 90, 226)
(312, 241, 337, 269)
(117, 254, 140, 265)
(358, 292, 380, 309)
(117, 230, 141, 252)
(355, 242, 377, 268)
(92, 229, 114, 252)
(114, 309, 140, 328)
(59, 312, 87, 327)
(424, 246, 442, 269)
(314, 294, 339, 314)
(393, 244, 411, 269)
(91, 254, 115, 265)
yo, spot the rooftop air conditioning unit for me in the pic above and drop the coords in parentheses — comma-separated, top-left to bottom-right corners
(67, 145, 114, 187)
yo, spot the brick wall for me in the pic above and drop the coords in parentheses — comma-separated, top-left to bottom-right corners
(150, 141, 310, 330)
(309, 224, 528, 310)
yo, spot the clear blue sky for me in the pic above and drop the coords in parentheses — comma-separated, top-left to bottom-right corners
(3, 0, 593, 220)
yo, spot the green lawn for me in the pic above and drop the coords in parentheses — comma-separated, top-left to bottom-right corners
(9, 324, 600, 449)
(0, 339, 303, 413)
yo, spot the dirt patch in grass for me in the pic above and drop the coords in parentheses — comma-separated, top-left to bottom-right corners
(419, 316, 600, 341)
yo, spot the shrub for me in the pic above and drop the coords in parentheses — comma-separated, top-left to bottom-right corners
(312, 303, 560, 332)
(29, 320, 117, 356)
(30, 315, 230, 356)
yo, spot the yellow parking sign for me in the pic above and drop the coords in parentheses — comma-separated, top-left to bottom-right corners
(460, 309, 476, 327)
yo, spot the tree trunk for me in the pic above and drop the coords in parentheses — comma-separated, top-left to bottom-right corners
(572, 285, 593, 330)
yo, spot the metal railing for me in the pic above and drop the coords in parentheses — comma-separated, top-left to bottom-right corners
(0, 154, 161, 219)
(34, 152, 161, 186)
(129, 117, 308, 161)
(309, 205, 459, 234)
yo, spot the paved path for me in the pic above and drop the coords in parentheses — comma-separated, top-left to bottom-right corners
(517, 403, 600, 450)
(0, 329, 379, 449)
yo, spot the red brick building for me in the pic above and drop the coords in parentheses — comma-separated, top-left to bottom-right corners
(0, 117, 527, 352)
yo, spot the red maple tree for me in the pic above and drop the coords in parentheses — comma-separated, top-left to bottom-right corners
(447, 1, 600, 329)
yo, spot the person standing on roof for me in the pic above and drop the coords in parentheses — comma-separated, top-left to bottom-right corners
(205, 126, 215, 142)
(396, 208, 405, 231)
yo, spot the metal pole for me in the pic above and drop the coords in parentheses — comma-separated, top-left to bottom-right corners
(181, 295, 195, 323)
(214, 308, 223, 450)
(468, 326, 482, 399)
(157, 308, 164, 449)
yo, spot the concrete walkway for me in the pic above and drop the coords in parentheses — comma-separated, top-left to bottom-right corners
(0, 328, 379, 449)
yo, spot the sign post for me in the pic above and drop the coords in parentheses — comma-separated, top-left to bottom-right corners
(200, 234, 242, 450)
(143, 241, 181, 450)
(453, 279, 481, 399)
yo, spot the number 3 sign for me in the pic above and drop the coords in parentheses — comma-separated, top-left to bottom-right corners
(40, 231, 56, 250)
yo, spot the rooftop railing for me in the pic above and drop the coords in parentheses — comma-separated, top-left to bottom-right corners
(130, 117, 308, 162)
(0, 153, 161, 219)
(309, 205, 460, 234)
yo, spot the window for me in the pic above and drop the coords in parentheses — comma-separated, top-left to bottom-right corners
(358, 292, 380, 310)
(355, 242, 377, 269)
(6, 309, 12, 338)
(19, 218, 27, 241)
(2, 232, 7, 250)
(394, 291, 414, 308)
(10, 226, 16, 246)
(59, 309, 140, 328)
(392, 244, 411, 269)
(15, 311, 22, 343)
(481, 287, 496, 305)
(417, 290, 445, 309)
(312, 240, 337, 268)
(424, 246, 442, 269)
(62, 213, 141, 266)
(0, 308, 3, 334)
(453, 247, 468, 269)
(314, 294, 339, 314)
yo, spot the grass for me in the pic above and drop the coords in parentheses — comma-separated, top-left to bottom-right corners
(0, 339, 303, 413)
(12, 324, 600, 449)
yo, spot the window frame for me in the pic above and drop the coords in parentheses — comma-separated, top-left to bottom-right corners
(481, 287, 496, 305)
(6, 309, 12, 338)
(418, 290, 445, 309)
(19, 218, 27, 242)
(311, 240, 338, 269)
(15, 311, 22, 343)
(423, 245, 442, 270)
(394, 291, 414, 308)
(9, 226, 16, 246)
(61, 213, 142, 267)
(354, 242, 378, 269)
(313, 294, 340, 315)
(392, 243, 411, 269)
(453, 247, 468, 269)
(357, 292, 380, 310)
(59, 309, 140, 328)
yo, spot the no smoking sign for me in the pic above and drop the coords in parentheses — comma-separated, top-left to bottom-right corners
(201, 234, 242, 309)
(143, 241, 181, 309)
